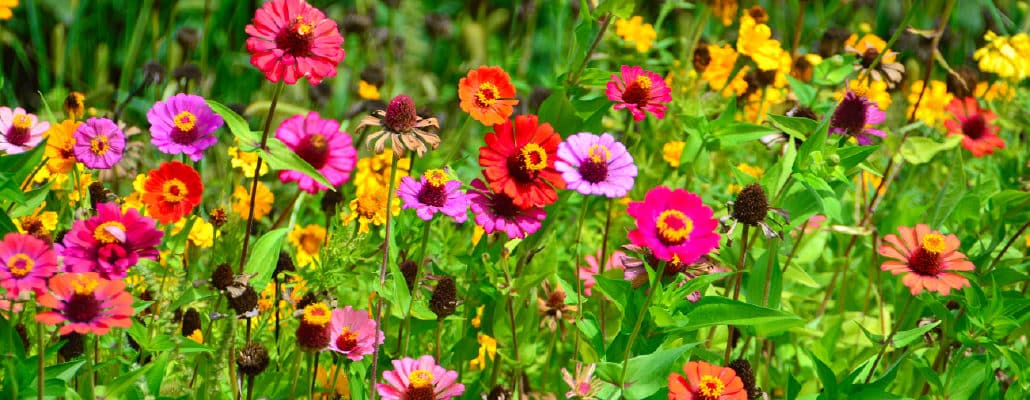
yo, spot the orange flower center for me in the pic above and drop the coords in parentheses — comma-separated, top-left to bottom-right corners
(634, 75, 653, 89)
(174, 111, 197, 132)
(12, 114, 32, 129)
(519, 143, 548, 172)
(475, 82, 500, 108)
(302, 303, 332, 327)
(424, 169, 450, 187)
(335, 327, 359, 352)
(93, 221, 127, 244)
(697, 375, 725, 399)
(921, 233, 946, 254)
(408, 369, 435, 388)
(656, 210, 693, 245)
(91, 136, 110, 156)
(295, 15, 314, 36)
(7, 253, 35, 278)
(162, 179, 189, 203)
(300, 232, 322, 255)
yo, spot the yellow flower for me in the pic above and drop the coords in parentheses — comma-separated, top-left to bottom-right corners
(736, 13, 784, 71)
(61, 170, 93, 203)
(471, 305, 485, 329)
(711, 0, 738, 26)
(701, 44, 749, 97)
(14, 202, 58, 234)
(343, 186, 400, 234)
(315, 364, 350, 399)
(228, 142, 268, 177)
(186, 329, 204, 344)
(662, 141, 686, 168)
(122, 173, 149, 213)
(471, 224, 485, 247)
(172, 217, 216, 248)
(358, 80, 381, 100)
(64, 92, 85, 120)
(857, 170, 885, 196)
(845, 79, 891, 111)
(288, 224, 326, 267)
(614, 16, 657, 53)
(906, 80, 954, 128)
(973, 31, 1030, 81)
(45, 120, 82, 175)
(742, 88, 784, 124)
(469, 333, 497, 370)
(0, 0, 16, 20)
(258, 282, 278, 313)
(845, 34, 897, 64)
(975, 81, 1015, 101)
(728, 163, 765, 193)
(354, 149, 410, 193)
(232, 182, 274, 220)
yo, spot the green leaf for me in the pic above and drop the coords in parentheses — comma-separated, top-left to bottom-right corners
(244, 228, 289, 290)
(576, 314, 605, 357)
(8, 183, 51, 218)
(207, 100, 260, 146)
(713, 122, 779, 147)
(261, 138, 333, 189)
(787, 75, 816, 106)
(676, 297, 802, 334)
(807, 350, 839, 400)
(891, 320, 940, 348)
(620, 344, 697, 399)
(837, 144, 879, 171)
(854, 321, 885, 345)
(538, 89, 584, 136)
(769, 114, 817, 141)
(899, 136, 962, 165)
(0, 212, 18, 236)
(594, 0, 635, 19)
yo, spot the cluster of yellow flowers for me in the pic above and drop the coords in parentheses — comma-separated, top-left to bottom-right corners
(906, 80, 954, 128)
(974, 31, 1030, 81)
(344, 150, 406, 234)
(614, 16, 657, 53)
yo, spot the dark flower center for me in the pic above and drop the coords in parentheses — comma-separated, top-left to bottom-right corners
(961, 115, 986, 140)
(335, 329, 358, 352)
(275, 16, 315, 57)
(489, 192, 520, 219)
(171, 111, 199, 145)
(296, 134, 329, 169)
(622, 75, 653, 107)
(65, 293, 102, 323)
(579, 159, 608, 183)
(506, 143, 548, 183)
(908, 247, 943, 276)
(693, 45, 711, 72)
(6, 115, 32, 146)
(405, 385, 436, 400)
(384, 95, 417, 132)
(831, 94, 868, 135)
(417, 182, 448, 207)
(732, 183, 770, 226)
(97, 243, 130, 277)
(860, 48, 880, 68)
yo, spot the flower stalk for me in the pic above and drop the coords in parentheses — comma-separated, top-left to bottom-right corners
(239, 80, 286, 273)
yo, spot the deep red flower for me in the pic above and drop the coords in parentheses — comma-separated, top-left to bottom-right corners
(943, 97, 1005, 157)
(245, 0, 345, 85)
(478, 115, 565, 208)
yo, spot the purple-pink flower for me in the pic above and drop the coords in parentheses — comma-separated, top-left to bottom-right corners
(830, 90, 886, 145)
(0, 233, 58, 297)
(0, 107, 48, 154)
(277, 112, 357, 193)
(468, 178, 546, 239)
(578, 249, 626, 296)
(606, 65, 672, 121)
(556, 132, 637, 198)
(73, 118, 125, 169)
(147, 93, 224, 161)
(397, 169, 469, 223)
(328, 306, 383, 361)
(58, 202, 163, 280)
(377, 355, 465, 400)
(627, 186, 720, 264)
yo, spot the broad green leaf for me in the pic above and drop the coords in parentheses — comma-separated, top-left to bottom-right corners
(787, 75, 817, 106)
(807, 350, 839, 400)
(899, 135, 962, 165)
(244, 228, 289, 290)
(538, 89, 584, 136)
(854, 321, 885, 345)
(261, 138, 333, 189)
(594, 0, 635, 19)
(8, 183, 51, 218)
(891, 320, 940, 348)
(714, 122, 779, 146)
(621, 344, 697, 399)
(676, 297, 802, 334)
(769, 114, 817, 140)
(838, 144, 879, 171)
(0, 212, 18, 236)
(207, 100, 260, 146)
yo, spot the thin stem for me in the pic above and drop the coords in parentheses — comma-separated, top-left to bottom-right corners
(239, 80, 286, 273)
(245, 376, 255, 400)
(761, 238, 778, 307)
(597, 198, 615, 338)
(572, 196, 592, 360)
(726, 225, 752, 364)
(401, 218, 434, 356)
(620, 261, 667, 388)
(329, 356, 344, 398)
(310, 352, 320, 398)
(370, 153, 401, 400)
(790, 3, 806, 58)
(500, 255, 522, 397)
(864, 295, 915, 384)
(985, 219, 1030, 275)
(781, 227, 807, 273)
(288, 351, 303, 400)
(37, 319, 44, 400)
(566, 13, 612, 87)
(434, 318, 444, 361)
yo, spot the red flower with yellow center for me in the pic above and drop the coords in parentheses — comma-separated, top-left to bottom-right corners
(669, 361, 747, 400)
(459, 66, 519, 126)
(297, 302, 332, 350)
(142, 161, 204, 224)
(478, 115, 565, 208)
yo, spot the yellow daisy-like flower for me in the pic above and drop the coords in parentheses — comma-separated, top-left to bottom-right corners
(0, 0, 16, 20)
(701, 44, 749, 97)
(662, 141, 686, 168)
(742, 87, 784, 124)
(354, 149, 411, 193)
(973, 31, 1030, 81)
(121, 173, 149, 213)
(172, 217, 216, 248)
(906, 80, 954, 128)
(728, 163, 765, 193)
(228, 143, 269, 177)
(343, 186, 400, 234)
(358, 80, 381, 100)
(711, 0, 738, 26)
(44, 120, 82, 175)
(614, 16, 657, 53)
(469, 333, 497, 370)
(471, 305, 485, 329)
(736, 13, 784, 71)
(288, 224, 326, 267)
(14, 202, 58, 234)
(845, 79, 892, 110)
(315, 364, 350, 399)
(232, 182, 274, 220)
(186, 329, 204, 344)
(974, 81, 1015, 101)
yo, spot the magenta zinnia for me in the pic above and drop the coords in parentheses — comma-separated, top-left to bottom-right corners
(468, 178, 546, 239)
(606, 65, 672, 121)
(328, 306, 383, 361)
(245, 0, 345, 85)
(276, 112, 357, 193)
(58, 202, 163, 280)
(35, 272, 135, 335)
(147, 93, 224, 161)
(556, 132, 637, 198)
(0, 107, 49, 154)
(627, 186, 720, 264)
(879, 224, 974, 295)
(377, 355, 466, 400)
(73, 117, 125, 169)
(0, 233, 58, 297)
(829, 90, 886, 145)
(397, 169, 469, 223)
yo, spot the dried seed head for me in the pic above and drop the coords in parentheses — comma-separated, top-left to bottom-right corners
(173, 63, 202, 83)
(429, 276, 458, 319)
(321, 189, 344, 216)
(181, 308, 202, 337)
(209, 207, 228, 228)
(64, 92, 85, 119)
(728, 359, 760, 399)
(237, 341, 270, 377)
(211, 263, 234, 291)
(383, 94, 417, 132)
(399, 259, 419, 292)
(732, 183, 770, 226)
(424, 13, 453, 37)
(693, 44, 711, 72)
(341, 13, 372, 35)
(275, 251, 296, 277)
(360, 65, 386, 88)
(487, 385, 512, 400)
(227, 285, 259, 316)
(88, 182, 114, 212)
(142, 61, 166, 86)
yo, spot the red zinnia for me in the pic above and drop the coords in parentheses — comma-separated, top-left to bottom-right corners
(943, 97, 1005, 158)
(142, 161, 204, 224)
(458, 66, 519, 126)
(478, 115, 565, 208)
(245, 0, 345, 85)
(669, 361, 748, 400)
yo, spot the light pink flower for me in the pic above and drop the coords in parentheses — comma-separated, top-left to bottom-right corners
(377, 355, 465, 400)
(327, 306, 383, 361)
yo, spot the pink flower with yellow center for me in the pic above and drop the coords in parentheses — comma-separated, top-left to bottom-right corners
(35, 272, 135, 336)
(244, 0, 345, 85)
(327, 306, 383, 361)
(147, 93, 224, 161)
(627, 186, 720, 264)
(0, 233, 58, 297)
(397, 169, 469, 223)
(58, 202, 163, 280)
(72, 117, 125, 169)
(606, 65, 672, 122)
(0, 107, 49, 154)
(879, 224, 974, 295)
(377, 355, 465, 400)
(277, 112, 357, 194)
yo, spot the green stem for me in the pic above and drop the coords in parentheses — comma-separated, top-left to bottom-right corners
(288, 351, 303, 399)
(572, 196, 592, 360)
(864, 295, 915, 384)
(329, 356, 344, 398)
(434, 318, 444, 361)
(401, 218, 433, 356)
(620, 261, 667, 388)
(597, 198, 615, 338)
(239, 81, 286, 273)
(726, 224, 752, 364)
(310, 351, 320, 398)
(567, 13, 613, 87)
(370, 153, 401, 400)
(37, 318, 44, 400)
(761, 238, 778, 307)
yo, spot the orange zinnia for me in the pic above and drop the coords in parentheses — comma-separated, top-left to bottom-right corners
(669, 361, 748, 400)
(459, 66, 519, 126)
(142, 161, 204, 224)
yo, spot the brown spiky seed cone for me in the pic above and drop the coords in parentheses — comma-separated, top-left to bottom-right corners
(181, 308, 202, 337)
(227, 286, 258, 316)
(487, 386, 512, 400)
(399, 259, 419, 291)
(429, 276, 458, 319)
(728, 359, 760, 399)
(209, 207, 228, 228)
(237, 341, 270, 377)
(732, 183, 770, 226)
(211, 263, 234, 291)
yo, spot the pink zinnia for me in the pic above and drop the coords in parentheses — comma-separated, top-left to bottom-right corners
(0, 107, 49, 154)
(245, 0, 345, 85)
(829, 90, 886, 145)
(556, 132, 637, 198)
(36, 272, 134, 335)
(397, 169, 469, 223)
(147, 93, 224, 161)
(879, 224, 974, 295)
(73, 117, 125, 170)
(627, 186, 720, 264)
(578, 250, 626, 296)
(468, 178, 546, 239)
(377, 355, 465, 400)
(276, 112, 357, 193)
(327, 306, 384, 361)
(58, 202, 163, 280)
(605, 65, 672, 122)
(0, 233, 58, 297)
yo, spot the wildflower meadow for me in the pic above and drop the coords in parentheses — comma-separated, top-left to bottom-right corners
(2, 0, 1030, 399)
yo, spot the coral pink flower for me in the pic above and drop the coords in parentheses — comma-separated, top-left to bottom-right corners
(578, 250, 626, 296)
(245, 0, 345, 85)
(35, 272, 135, 335)
(377, 355, 465, 400)
(0, 233, 58, 297)
(0, 107, 49, 154)
(606, 65, 672, 121)
(327, 306, 384, 361)
(59, 202, 163, 280)
(879, 224, 974, 295)
(669, 361, 748, 400)
(276, 112, 357, 193)
(627, 186, 720, 264)
(943, 97, 1005, 157)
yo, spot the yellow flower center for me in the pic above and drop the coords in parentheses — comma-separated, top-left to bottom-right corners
(656, 209, 693, 245)
(634, 75, 653, 89)
(921, 233, 946, 254)
(310, 134, 327, 150)
(408, 369, 435, 388)
(72, 275, 99, 296)
(12, 114, 32, 129)
(698, 375, 725, 399)
(174, 111, 198, 132)
(520, 143, 548, 172)
(587, 144, 611, 163)
(302, 303, 332, 327)
(90, 136, 110, 156)
(187, 329, 204, 344)
(7, 254, 35, 278)
(424, 169, 450, 187)
(93, 221, 127, 244)
(476, 82, 500, 107)
(295, 16, 313, 36)
(162, 179, 189, 203)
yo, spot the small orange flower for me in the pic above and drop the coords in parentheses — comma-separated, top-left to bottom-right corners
(142, 161, 204, 224)
(669, 361, 748, 400)
(459, 66, 519, 126)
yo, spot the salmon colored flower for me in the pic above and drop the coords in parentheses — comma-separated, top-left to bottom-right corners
(0, 233, 58, 297)
(879, 224, 974, 295)
(36, 272, 135, 336)
(478, 115, 565, 208)
(244, 0, 345, 85)
(669, 361, 748, 400)
(142, 161, 204, 224)
(458, 66, 518, 126)
(944, 97, 1005, 158)
(606, 65, 672, 121)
